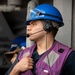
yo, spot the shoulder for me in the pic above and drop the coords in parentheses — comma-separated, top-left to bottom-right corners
(55, 40, 72, 50)
(63, 50, 75, 67)
(66, 50, 75, 61)
(61, 50, 75, 75)
(20, 44, 36, 54)
(18, 44, 36, 60)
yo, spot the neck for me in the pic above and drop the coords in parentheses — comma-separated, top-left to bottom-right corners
(36, 33, 54, 55)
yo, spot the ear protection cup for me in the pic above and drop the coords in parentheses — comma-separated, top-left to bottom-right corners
(43, 20, 53, 32)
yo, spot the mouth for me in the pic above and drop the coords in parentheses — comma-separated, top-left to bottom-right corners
(26, 33, 32, 37)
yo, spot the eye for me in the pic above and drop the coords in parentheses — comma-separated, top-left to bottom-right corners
(33, 23, 36, 25)
(30, 21, 37, 26)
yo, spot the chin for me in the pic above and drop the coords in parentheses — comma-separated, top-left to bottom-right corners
(29, 37, 36, 41)
(29, 37, 34, 41)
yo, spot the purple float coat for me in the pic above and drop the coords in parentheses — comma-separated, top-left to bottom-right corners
(18, 40, 72, 75)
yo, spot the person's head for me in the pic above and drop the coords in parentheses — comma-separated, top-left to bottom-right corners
(25, 4, 64, 41)
(4, 36, 26, 64)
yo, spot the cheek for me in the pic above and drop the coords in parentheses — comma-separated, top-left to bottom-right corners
(30, 31, 46, 39)
(34, 24, 43, 30)
(32, 28, 43, 34)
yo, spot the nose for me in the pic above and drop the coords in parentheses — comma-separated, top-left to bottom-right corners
(27, 25, 31, 32)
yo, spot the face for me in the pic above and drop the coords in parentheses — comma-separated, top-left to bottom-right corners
(27, 20, 46, 42)
(11, 53, 17, 64)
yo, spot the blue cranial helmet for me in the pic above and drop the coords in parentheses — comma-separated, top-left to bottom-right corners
(25, 4, 64, 27)
(10, 36, 26, 52)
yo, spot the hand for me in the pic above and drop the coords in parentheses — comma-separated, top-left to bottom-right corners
(14, 56, 33, 72)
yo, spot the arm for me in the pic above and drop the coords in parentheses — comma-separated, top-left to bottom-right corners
(5, 56, 19, 75)
(9, 66, 20, 75)
(61, 51, 75, 75)
(9, 56, 33, 75)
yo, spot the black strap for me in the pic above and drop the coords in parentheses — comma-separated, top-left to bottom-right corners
(5, 50, 21, 75)
(5, 57, 18, 75)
